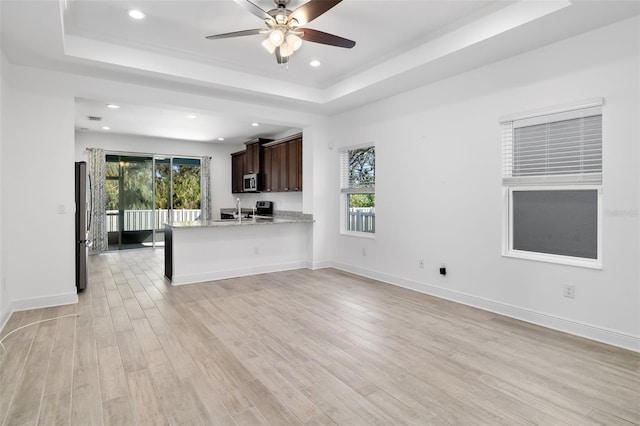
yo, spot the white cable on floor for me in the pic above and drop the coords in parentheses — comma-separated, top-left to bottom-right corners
(0, 313, 80, 360)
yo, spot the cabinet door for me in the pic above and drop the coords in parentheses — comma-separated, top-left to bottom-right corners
(244, 142, 260, 174)
(286, 138, 302, 191)
(276, 142, 288, 191)
(231, 152, 245, 193)
(262, 146, 273, 192)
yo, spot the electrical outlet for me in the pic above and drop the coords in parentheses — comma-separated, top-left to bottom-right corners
(563, 284, 575, 299)
(362, 248, 366, 256)
(418, 259, 424, 269)
(253, 247, 259, 255)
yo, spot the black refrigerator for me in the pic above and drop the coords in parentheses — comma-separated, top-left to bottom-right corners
(75, 161, 90, 292)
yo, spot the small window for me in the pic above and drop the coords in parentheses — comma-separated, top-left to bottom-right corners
(501, 100, 603, 268)
(340, 146, 375, 235)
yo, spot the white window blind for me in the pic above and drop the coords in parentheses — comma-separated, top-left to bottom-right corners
(340, 146, 375, 193)
(502, 106, 602, 185)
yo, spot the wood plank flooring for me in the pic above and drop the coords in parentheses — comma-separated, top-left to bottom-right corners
(1, 249, 638, 425)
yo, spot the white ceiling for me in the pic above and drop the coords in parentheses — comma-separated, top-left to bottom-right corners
(2, 0, 639, 144)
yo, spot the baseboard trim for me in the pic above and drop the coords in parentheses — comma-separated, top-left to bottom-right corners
(171, 261, 309, 285)
(331, 261, 640, 353)
(310, 260, 331, 270)
(10, 292, 78, 313)
(0, 305, 11, 334)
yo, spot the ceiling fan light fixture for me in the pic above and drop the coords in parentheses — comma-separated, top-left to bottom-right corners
(262, 38, 276, 54)
(279, 42, 293, 57)
(286, 34, 302, 51)
(269, 29, 284, 46)
(275, 13, 287, 25)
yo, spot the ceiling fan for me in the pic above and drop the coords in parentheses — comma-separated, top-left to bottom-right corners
(205, 0, 356, 65)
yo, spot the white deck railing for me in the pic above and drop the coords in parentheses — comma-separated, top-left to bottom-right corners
(106, 209, 201, 232)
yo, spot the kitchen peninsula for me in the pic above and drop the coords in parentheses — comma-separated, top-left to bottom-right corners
(164, 213, 313, 285)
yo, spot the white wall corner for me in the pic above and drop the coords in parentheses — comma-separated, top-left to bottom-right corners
(309, 260, 332, 270)
(330, 261, 640, 353)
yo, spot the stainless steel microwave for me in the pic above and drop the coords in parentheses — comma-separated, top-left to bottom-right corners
(243, 173, 259, 192)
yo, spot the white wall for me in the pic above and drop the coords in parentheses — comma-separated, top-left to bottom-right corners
(3, 65, 78, 311)
(0, 49, 8, 328)
(325, 17, 640, 350)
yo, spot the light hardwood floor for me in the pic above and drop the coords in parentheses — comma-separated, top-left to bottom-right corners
(1, 249, 638, 425)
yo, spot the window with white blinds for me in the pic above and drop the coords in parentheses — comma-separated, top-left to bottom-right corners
(340, 146, 375, 193)
(502, 105, 602, 185)
(501, 100, 603, 268)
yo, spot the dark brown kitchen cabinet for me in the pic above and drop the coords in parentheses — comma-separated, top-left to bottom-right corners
(262, 135, 302, 192)
(262, 145, 273, 192)
(232, 134, 302, 193)
(244, 138, 272, 175)
(231, 151, 245, 193)
(286, 137, 302, 191)
(263, 143, 284, 192)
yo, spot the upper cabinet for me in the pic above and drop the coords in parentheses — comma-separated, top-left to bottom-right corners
(232, 133, 303, 194)
(286, 137, 302, 192)
(230, 138, 273, 194)
(231, 151, 245, 194)
(263, 134, 302, 193)
(244, 138, 272, 174)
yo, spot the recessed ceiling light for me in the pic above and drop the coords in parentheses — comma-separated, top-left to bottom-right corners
(128, 9, 146, 20)
(187, 114, 197, 119)
(310, 60, 321, 67)
(218, 137, 225, 141)
(251, 122, 260, 127)
(102, 126, 110, 130)
(106, 104, 120, 109)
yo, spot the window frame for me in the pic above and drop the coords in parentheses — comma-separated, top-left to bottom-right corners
(500, 99, 603, 269)
(502, 185, 603, 269)
(340, 144, 376, 238)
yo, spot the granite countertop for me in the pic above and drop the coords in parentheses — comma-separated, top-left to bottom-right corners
(166, 212, 313, 229)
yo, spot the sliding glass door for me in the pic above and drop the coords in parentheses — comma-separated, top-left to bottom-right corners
(106, 155, 154, 250)
(106, 154, 201, 250)
(153, 157, 202, 246)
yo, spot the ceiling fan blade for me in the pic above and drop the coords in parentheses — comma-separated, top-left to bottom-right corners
(289, 0, 342, 26)
(275, 46, 290, 64)
(206, 29, 264, 40)
(232, 0, 271, 20)
(300, 28, 355, 48)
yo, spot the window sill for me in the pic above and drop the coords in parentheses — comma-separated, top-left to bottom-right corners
(340, 230, 376, 240)
(503, 250, 602, 270)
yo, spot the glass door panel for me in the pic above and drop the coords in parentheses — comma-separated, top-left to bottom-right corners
(153, 157, 171, 245)
(152, 157, 202, 246)
(105, 154, 153, 250)
(171, 157, 201, 222)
